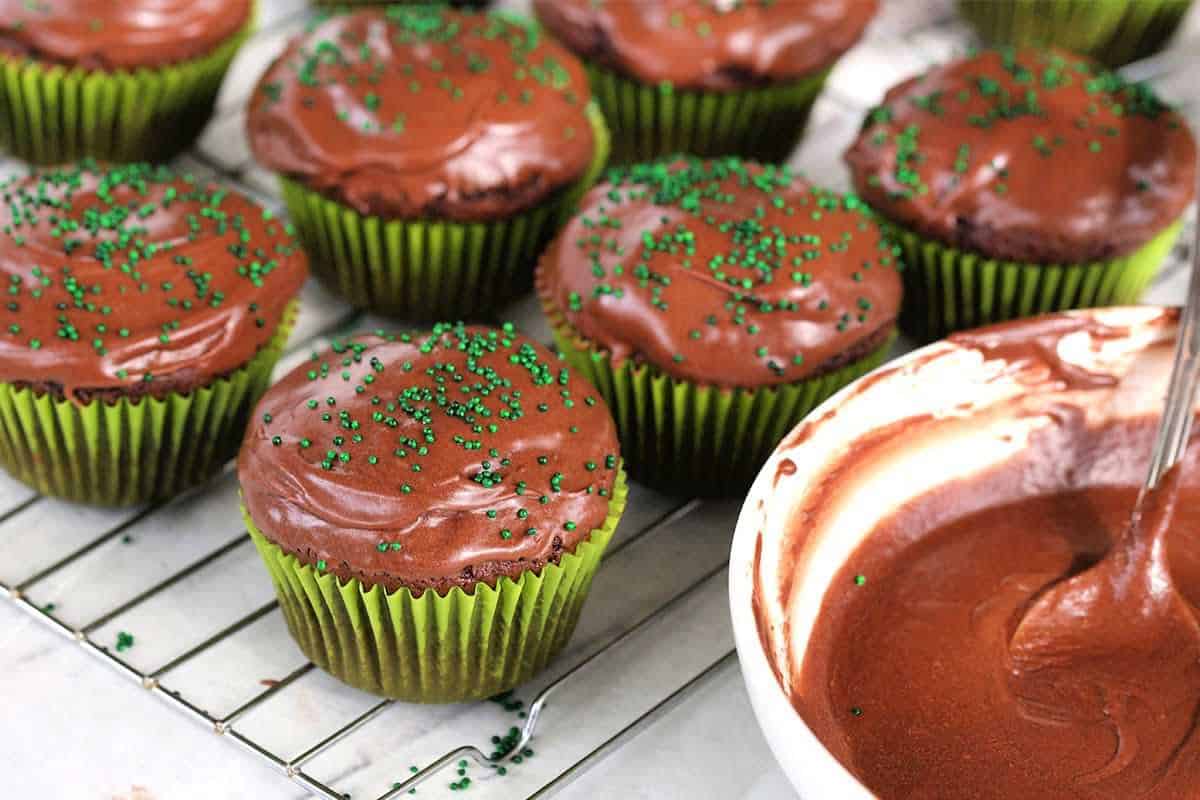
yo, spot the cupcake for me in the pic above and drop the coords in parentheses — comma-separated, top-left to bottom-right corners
(533, 0, 877, 164)
(0, 0, 253, 164)
(238, 322, 626, 703)
(246, 6, 610, 320)
(536, 156, 902, 495)
(959, 0, 1194, 67)
(846, 48, 1197, 341)
(0, 161, 308, 506)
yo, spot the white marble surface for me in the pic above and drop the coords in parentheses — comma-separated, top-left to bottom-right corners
(4, 612, 292, 799)
(3, 1, 1199, 798)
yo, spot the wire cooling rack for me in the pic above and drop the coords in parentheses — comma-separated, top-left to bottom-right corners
(2, 1, 1198, 798)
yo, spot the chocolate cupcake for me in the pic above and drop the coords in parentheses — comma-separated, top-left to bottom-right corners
(247, 6, 609, 320)
(0, 0, 253, 164)
(533, 0, 877, 164)
(536, 157, 901, 495)
(959, 0, 1194, 67)
(0, 161, 308, 506)
(239, 322, 625, 703)
(846, 48, 1197, 340)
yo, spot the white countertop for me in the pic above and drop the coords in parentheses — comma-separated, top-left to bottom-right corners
(3, 2, 1199, 798)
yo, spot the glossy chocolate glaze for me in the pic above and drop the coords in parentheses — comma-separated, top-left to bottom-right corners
(0, 162, 307, 401)
(1006, 463, 1200, 791)
(247, 7, 597, 222)
(0, 0, 251, 70)
(767, 311, 1200, 798)
(238, 324, 621, 595)
(799, 425, 1200, 799)
(845, 49, 1197, 264)
(536, 158, 902, 388)
(533, 0, 876, 92)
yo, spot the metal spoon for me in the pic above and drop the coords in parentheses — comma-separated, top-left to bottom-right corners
(1002, 195, 1200, 768)
(1140, 200, 1200, 498)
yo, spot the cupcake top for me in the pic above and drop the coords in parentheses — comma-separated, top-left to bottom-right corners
(845, 48, 1197, 264)
(238, 323, 621, 595)
(536, 157, 902, 389)
(533, 0, 877, 92)
(0, 161, 308, 401)
(0, 0, 252, 71)
(247, 6, 598, 222)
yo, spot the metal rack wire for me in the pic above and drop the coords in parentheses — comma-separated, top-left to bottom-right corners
(0, 454, 718, 799)
(2, 1, 1198, 798)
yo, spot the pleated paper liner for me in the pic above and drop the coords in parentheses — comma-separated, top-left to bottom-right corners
(279, 103, 610, 320)
(585, 62, 829, 165)
(888, 217, 1183, 342)
(0, 17, 252, 165)
(958, 0, 1192, 67)
(0, 301, 297, 507)
(543, 307, 895, 496)
(242, 467, 627, 704)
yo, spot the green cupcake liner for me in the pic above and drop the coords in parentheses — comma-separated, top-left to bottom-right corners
(545, 309, 895, 495)
(958, 0, 1193, 67)
(887, 218, 1184, 341)
(0, 302, 297, 507)
(0, 17, 253, 164)
(242, 467, 627, 704)
(279, 102, 610, 320)
(585, 62, 830, 165)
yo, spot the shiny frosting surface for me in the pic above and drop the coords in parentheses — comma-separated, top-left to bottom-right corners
(533, 0, 877, 91)
(247, 7, 597, 221)
(0, 161, 307, 400)
(537, 157, 902, 388)
(802, 424, 1200, 799)
(238, 324, 621, 593)
(0, 0, 252, 70)
(845, 48, 1197, 264)
(754, 310, 1200, 798)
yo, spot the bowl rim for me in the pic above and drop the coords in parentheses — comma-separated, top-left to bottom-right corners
(727, 341, 953, 799)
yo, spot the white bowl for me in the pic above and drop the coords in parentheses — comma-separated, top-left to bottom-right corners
(728, 306, 1182, 799)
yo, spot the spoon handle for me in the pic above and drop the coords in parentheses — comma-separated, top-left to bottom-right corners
(1145, 204, 1200, 490)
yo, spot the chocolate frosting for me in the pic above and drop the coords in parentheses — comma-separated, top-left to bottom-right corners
(533, 0, 877, 92)
(800, 426, 1200, 799)
(0, 161, 308, 401)
(845, 48, 1197, 264)
(238, 323, 621, 595)
(536, 157, 902, 388)
(246, 7, 597, 222)
(1006, 463, 1200, 792)
(778, 311, 1200, 798)
(0, 0, 252, 71)
(952, 312, 1124, 390)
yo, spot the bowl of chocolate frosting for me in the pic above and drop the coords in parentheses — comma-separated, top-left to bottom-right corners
(730, 305, 1200, 799)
